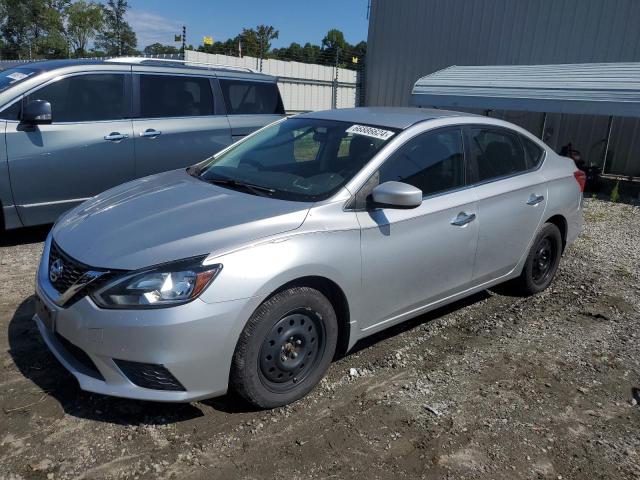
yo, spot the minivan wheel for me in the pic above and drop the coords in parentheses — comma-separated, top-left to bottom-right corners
(230, 287, 338, 408)
(510, 222, 562, 296)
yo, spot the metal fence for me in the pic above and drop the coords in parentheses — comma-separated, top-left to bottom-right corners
(184, 50, 362, 113)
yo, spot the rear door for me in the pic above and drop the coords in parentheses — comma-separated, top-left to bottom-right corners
(217, 77, 285, 142)
(132, 72, 233, 177)
(6, 71, 135, 226)
(464, 126, 548, 283)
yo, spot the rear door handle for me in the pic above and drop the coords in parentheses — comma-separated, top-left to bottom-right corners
(451, 211, 476, 227)
(526, 194, 545, 206)
(104, 132, 128, 142)
(139, 128, 162, 138)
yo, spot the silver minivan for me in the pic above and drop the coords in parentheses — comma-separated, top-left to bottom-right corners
(0, 58, 285, 229)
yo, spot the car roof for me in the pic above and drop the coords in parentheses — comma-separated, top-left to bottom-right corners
(297, 107, 475, 130)
(0, 58, 277, 81)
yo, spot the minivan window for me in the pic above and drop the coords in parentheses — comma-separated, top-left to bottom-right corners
(219, 79, 284, 115)
(468, 128, 527, 182)
(0, 67, 41, 92)
(25, 74, 126, 122)
(379, 129, 465, 197)
(140, 75, 214, 118)
(196, 118, 396, 201)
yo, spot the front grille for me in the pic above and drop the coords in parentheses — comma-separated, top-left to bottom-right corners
(48, 241, 90, 294)
(47, 242, 114, 307)
(114, 359, 186, 391)
(55, 333, 104, 380)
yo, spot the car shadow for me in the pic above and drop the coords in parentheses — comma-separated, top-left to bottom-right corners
(8, 290, 491, 423)
(0, 224, 51, 247)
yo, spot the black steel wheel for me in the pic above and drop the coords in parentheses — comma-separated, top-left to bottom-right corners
(230, 286, 338, 408)
(507, 222, 562, 296)
(258, 309, 325, 392)
(531, 236, 557, 286)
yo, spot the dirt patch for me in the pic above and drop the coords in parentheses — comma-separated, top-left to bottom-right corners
(1, 198, 639, 479)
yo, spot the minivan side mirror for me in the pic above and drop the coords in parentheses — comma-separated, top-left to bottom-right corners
(21, 99, 52, 125)
(370, 181, 423, 209)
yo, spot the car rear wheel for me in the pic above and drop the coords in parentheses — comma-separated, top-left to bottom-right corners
(230, 286, 338, 408)
(509, 222, 562, 296)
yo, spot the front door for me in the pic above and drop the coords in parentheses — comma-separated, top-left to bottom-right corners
(132, 73, 233, 177)
(464, 127, 548, 283)
(6, 72, 135, 226)
(356, 128, 479, 332)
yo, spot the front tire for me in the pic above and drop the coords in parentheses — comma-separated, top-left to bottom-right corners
(509, 222, 562, 296)
(230, 287, 338, 408)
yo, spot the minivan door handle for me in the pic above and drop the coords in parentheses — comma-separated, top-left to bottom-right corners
(139, 128, 162, 138)
(526, 194, 545, 206)
(451, 212, 476, 227)
(104, 132, 128, 142)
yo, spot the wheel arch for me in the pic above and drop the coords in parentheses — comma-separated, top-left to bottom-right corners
(544, 214, 568, 251)
(264, 275, 351, 356)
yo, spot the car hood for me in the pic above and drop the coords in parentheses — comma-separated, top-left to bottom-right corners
(52, 169, 311, 270)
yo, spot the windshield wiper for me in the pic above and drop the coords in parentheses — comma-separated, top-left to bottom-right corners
(206, 177, 276, 197)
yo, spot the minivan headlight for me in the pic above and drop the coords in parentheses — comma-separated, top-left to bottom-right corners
(91, 256, 222, 309)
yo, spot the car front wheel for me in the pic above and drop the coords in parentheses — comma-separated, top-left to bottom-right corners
(230, 286, 338, 408)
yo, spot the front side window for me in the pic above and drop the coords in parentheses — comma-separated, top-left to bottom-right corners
(195, 118, 396, 201)
(140, 75, 214, 118)
(25, 73, 126, 123)
(468, 128, 527, 182)
(378, 129, 465, 196)
(219, 79, 284, 115)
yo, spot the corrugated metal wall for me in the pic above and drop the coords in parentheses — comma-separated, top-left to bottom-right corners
(186, 50, 358, 112)
(365, 0, 640, 176)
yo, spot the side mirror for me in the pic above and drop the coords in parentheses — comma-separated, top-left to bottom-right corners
(370, 181, 422, 209)
(22, 99, 52, 125)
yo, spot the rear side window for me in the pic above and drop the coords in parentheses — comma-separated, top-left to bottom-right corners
(25, 74, 126, 122)
(521, 135, 545, 169)
(379, 129, 465, 196)
(219, 79, 284, 115)
(140, 75, 214, 118)
(468, 128, 527, 182)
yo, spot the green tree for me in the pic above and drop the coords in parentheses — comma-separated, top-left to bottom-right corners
(321, 28, 346, 51)
(95, 0, 137, 56)
(143, 42, 180, 55)
(66, 1, 103, 57)
(255, 24, 278, 58)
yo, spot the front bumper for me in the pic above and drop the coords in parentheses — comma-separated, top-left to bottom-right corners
(34, 235, 263, 402)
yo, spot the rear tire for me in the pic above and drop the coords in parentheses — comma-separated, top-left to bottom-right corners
(508, 222, 562, 296)
(230, 287, 338, 409)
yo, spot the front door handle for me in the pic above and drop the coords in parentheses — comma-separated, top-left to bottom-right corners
(104, 132, 128, 142)
(526, 194, 545, 206)
(451, 211, 476, 227)
(139, 128, 162, 138)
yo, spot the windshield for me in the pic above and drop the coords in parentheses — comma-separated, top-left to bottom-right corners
(195, 118, 398, 201)
(0, 67, 41, 93)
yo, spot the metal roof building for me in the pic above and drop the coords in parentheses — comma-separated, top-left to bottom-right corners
(412, 63, 640, 117)
(365, 0, 640, 178)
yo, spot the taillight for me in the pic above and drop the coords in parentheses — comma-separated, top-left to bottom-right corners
(573, 170, 586, 192)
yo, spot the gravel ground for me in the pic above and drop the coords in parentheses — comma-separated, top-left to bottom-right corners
(0, 197, 639, 480)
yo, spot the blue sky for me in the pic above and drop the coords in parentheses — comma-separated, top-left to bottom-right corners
(124, 0, 370, 50)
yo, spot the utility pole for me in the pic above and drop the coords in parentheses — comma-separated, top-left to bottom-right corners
(238, 36, 242, 58)
(332, 47, 340, 109)
(181, 25, 186, 57)
(259, 36, 264, 72)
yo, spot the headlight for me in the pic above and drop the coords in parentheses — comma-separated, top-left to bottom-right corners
(91, 256, 222, 309)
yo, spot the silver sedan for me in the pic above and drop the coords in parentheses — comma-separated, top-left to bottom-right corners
(34, 107, 583, 408)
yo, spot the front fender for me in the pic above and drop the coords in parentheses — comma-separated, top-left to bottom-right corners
(198, 228, 363, 328)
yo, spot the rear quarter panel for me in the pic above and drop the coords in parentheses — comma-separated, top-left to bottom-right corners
(542, 153, 583, 246)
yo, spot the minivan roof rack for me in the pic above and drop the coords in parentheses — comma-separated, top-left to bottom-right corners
(105, 57, 258, 73)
